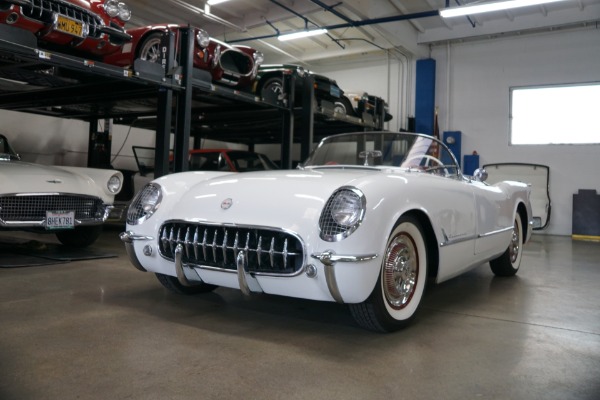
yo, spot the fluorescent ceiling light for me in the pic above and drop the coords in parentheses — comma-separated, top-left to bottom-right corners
(278, 29, 328, 41)
(207, 0, 229, 5)
(440, 0, 568, 18)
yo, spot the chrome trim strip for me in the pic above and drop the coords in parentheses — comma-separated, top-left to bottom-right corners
(310, 250, 378, 304)
(477, 226, 513, 239)
(119, 231, 154, 242)
(310, 252, 378, 265)
(439, 234, 477, 248)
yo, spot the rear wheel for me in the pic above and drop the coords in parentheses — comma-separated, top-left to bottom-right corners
(349, 216, 428, 332)
(155, 273, 217, 295)
(260, 77, 283, 105)
(55, 226, 103, 247)
(490, 216, 523, 276)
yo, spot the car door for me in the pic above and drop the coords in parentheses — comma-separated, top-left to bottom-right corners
(470, 180, 513, 255)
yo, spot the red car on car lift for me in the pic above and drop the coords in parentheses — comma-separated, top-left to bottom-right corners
(0, 0, 132, 58)
(104, 24, 264, 89)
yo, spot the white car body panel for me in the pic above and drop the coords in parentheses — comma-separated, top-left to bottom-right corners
(0, 134, 123, 235)
(0, 161, 121, 203)
(122, 132, 533, 309)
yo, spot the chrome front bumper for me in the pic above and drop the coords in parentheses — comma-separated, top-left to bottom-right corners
(120, 230, 378, 303)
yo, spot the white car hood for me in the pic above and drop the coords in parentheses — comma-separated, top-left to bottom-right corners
(162, 168, 381, 229)
(0, 160, 99, 195)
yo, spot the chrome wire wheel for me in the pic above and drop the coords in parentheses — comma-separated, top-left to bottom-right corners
(138, 34, 162, 63)
(349, 216, 428, 332)
(383, 234, 419, 310)
(490, 215, 523, 277)
(509, 220, 520, 264)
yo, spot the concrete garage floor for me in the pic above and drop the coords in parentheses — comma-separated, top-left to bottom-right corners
(0, 228, 598, 400)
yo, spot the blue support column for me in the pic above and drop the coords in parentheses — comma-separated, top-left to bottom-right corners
(415, 58, 436, 135)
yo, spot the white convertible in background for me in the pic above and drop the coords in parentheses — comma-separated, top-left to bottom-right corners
(121, 132, 533, 332)
(0, 134, 123, 247)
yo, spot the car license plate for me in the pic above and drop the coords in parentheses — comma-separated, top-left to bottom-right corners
(55, 15, 84, 38)
(46, 211, 75, 230)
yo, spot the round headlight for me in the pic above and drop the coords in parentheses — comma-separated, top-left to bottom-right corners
(107, 175, 122, 194)
(118, 3, 131, 21)
(196, 29, 210, 48)
(253, 51, 264, 65)
(331, 191, 362, 226)
(127, 183, 162, 225)
(104, 0, 119, 17)
(296, 66, 306, 78)
(319, 187, 366, 242)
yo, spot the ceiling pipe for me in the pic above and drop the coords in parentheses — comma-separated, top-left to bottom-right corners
(228, 10, 440, 43)
(307, 0, 356, 25)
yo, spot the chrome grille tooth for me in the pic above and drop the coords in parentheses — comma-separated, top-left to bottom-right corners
(283, 239, 288, 270)
(202, 229, 208, 261)
(269, 237, 275, 268)
(244, 232, 250, 252)
(160, 226, 168, 254)
(193, 227, 199, 261)
(212, 229, 218, 263)
(168, 226, 175, 255)
(184, 227, 191, 259)
(233, 232, 240, 260)
(222, 230, 228, 264)
(256, 236, 263, 267)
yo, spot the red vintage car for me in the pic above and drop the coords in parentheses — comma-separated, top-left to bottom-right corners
(103, 24, 264, 88)
(0, 0, 132, 58)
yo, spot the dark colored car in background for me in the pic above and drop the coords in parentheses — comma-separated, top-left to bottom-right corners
(104, 24, 264, 88)
(0, 0, 132, 58)
(254, 64, 355, 115)
(188, 149, 279, 172)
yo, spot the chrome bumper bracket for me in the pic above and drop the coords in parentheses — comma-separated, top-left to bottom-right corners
(311, 251, 378, 304)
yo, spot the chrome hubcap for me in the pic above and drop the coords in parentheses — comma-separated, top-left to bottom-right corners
(383, 233, 418, 309)
(142, 39, 161, 63)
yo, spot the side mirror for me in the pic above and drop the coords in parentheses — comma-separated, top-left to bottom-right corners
(473, 168, 488, 182)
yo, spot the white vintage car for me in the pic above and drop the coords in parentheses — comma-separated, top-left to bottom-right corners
(121, 132, 533, 332)
(0, 134, 123, 247)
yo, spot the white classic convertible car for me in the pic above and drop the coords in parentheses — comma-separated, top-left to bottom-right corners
(0, 134, 123, 247)
(121, 132, 532, 332)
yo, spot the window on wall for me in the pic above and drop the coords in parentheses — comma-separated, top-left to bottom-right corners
(510, 83, 600, 145)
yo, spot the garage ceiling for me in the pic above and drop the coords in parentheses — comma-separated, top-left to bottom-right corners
(123, 0, 600, 63)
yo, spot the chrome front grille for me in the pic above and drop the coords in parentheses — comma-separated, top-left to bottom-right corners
(0, 194, 105, 223)
(21, 0, 104, 38)
(159, 221, 305, 275)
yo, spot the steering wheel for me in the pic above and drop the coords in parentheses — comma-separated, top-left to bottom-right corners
(403, 155, 448, 175)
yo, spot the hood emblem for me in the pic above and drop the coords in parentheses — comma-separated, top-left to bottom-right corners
(46, 179, 62, 184)
(221, 198, 233, 210)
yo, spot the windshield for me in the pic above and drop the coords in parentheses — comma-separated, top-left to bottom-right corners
(303, 132, 460, 177)
(0, 135, 19, 161)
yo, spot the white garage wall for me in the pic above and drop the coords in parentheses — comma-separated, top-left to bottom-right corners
(431, 27, 600, 236)
(307, 49, 412, 133)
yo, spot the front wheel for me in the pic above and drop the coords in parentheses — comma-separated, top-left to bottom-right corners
(349, 216, 428, 332)
(137, 32, 164, 64)
(490, 216, 523, 276)
(155, 273, 217, 295)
